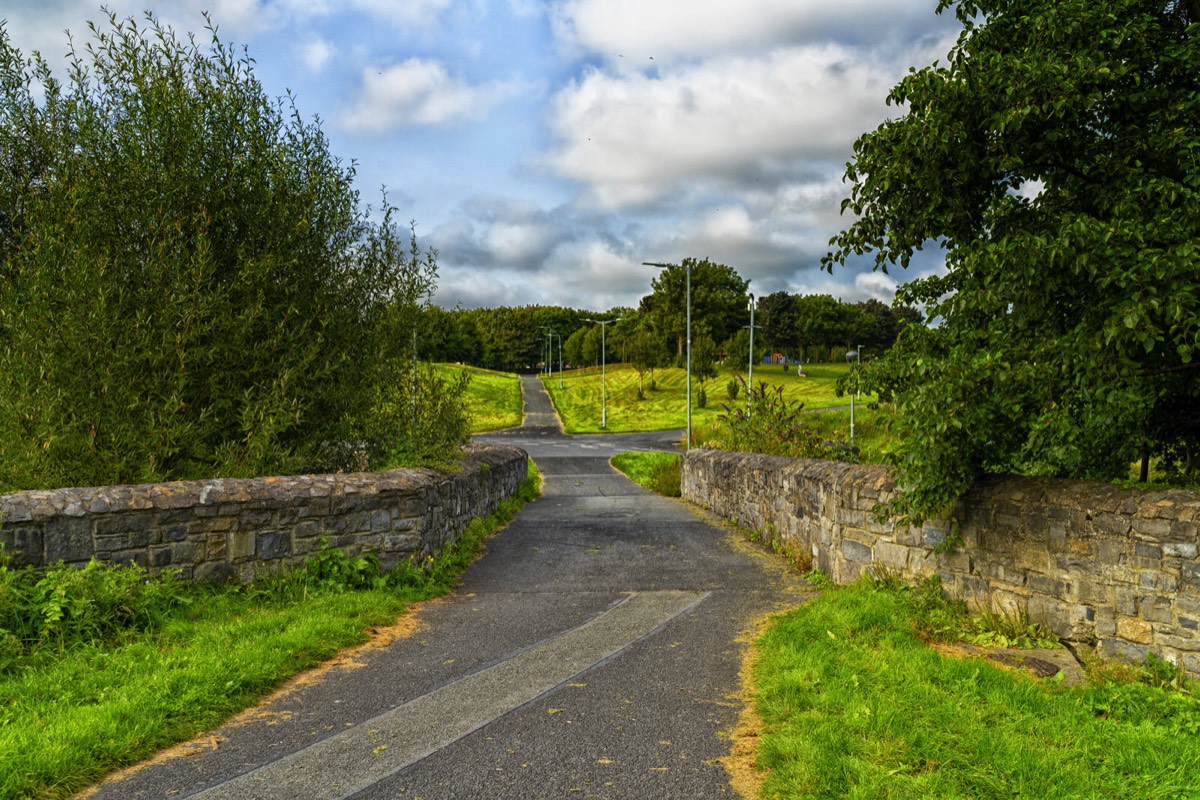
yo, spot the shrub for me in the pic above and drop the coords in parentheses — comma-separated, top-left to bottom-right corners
(0, 12, 464, 490)
(715, 377, 858, 461)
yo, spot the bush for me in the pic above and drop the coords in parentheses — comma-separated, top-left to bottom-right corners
(715, 377, 858, 461)
(0, 12, 464, 490)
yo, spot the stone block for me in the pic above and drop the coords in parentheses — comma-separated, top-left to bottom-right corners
(1163, 541, 1199, 559)
(194, 561, 237, 583)
(228, 531, 255, 560)
(1138, 594, 1174, 624)
(1028, 575, 1067, 598)
(874, 541, 910, 572)
(43, 518, 93, 564)
(1135, 542, 1163, 559)
(371, 510, 392, 533)
(1094, 608, 1117, 637)
(1097, 539, 1126, 566)
(1092, 513, 1132, 536)
(1099, 638, 1151, 664)
(840, 539, 872, 565)
(1116, 615, 1154, 644)
(149, 546, 173, 568)
(257, 532, 291, 560)
(1182, 562, 1200, 591)
(1132, 517, 1172, 537)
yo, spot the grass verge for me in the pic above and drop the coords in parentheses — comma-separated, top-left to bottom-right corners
(609, 451, 682, 497)
(0, 459, 540, 799)
(749, 578, 1200, 798)
(434, 363, 522, 432)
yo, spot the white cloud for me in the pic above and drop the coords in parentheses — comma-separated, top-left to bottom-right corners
(552, 0, 957, 64)
(341, 59, 523, 133)
(300, 37, 335, 72)
(348, 0, 457, 27)
(543, 43, 924, 209)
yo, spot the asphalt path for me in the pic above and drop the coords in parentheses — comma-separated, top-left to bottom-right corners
(88, 375, 809, 800)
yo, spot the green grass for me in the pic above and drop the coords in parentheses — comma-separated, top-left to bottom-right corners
(610, 451, 682, 497)
(751, 579, 1200, 799)
(542, 362, 872, 436)
(0, 459, 540, 799)
(434, 363, 522, 432)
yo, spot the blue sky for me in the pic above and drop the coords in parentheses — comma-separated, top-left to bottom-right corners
(2, 0, 960, 311)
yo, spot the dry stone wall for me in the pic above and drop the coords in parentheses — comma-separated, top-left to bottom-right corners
(0, 445, 527, 583)
(683, 448, 1200, 677)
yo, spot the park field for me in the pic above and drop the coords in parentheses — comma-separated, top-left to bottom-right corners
(434, 364, 523, 433)
(540, 361, 875, 437)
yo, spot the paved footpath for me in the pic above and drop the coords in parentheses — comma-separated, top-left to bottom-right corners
(89, 376, 808, 800)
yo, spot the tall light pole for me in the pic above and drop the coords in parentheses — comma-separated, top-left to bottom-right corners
(846, 347, 860, 442)
(643, 261, 692, 449)
(583, 317, 622, 428)
(745, 293, 756, 416)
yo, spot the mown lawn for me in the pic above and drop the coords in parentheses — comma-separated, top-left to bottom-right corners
(542, 362, 872, 435)
(435, 364, 523, 432)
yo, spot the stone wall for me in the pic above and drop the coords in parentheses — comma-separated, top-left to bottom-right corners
(683, 448, 1200, 676)
(0, 445, 527, 583)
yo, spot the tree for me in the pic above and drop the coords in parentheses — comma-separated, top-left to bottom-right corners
(0, 12, 469, 489)
(794, 295, 852, 361)
(824, 0, 1200, 519)
(623, 314, 666, 398)
(757, 291, 800, 354)
(640, 258, 750, 361)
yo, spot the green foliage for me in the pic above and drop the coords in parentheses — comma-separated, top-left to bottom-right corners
(803, 568, 831, 586)
(714, 377, 858, 461)
(0, 12, 464, 490)
(641, 258, 750, 360)
(752, 579, 1200, 799)
(824, 0, 1200, 522)
(610, 451, 682, 497)
(0, 547, 186, 669)
(725, 378, 741, 401)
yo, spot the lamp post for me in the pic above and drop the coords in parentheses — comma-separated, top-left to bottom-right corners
(643, 261, 692, 449)
(745, 293, 756, 416)
(583, 317, 622, 428)
(541, 327, 561, 388)
(845, 347, 860, 442)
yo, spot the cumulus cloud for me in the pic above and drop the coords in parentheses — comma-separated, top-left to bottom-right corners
(542, 40, 942, 209)
(341, 59, 524, 132)
(552, 0, 959, 64)
(300, 37, 335, 72)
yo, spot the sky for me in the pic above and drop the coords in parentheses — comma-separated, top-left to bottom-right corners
(0, 0, 961, 312)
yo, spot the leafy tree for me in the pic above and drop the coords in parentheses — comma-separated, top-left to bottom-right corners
(622, 314, 666, 398)
(640, 258, 749, 361)
(824, 0, 1200, 519)
(794, 295, 852, 361)
(758, 291, 800, 354)
(0, 12, 466, 489)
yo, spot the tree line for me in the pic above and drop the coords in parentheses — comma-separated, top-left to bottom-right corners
(421, 263, 924, 374)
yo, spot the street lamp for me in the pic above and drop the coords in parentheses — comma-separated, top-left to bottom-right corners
(583, 317, 623, 428)
(541, 328, 562, 388)
(745, 293, 757, 416)
(643, 261, 692, 449)
(845, 347, 860, 442)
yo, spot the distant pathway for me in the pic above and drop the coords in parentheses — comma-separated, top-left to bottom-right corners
(89, 375, 808, 800)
